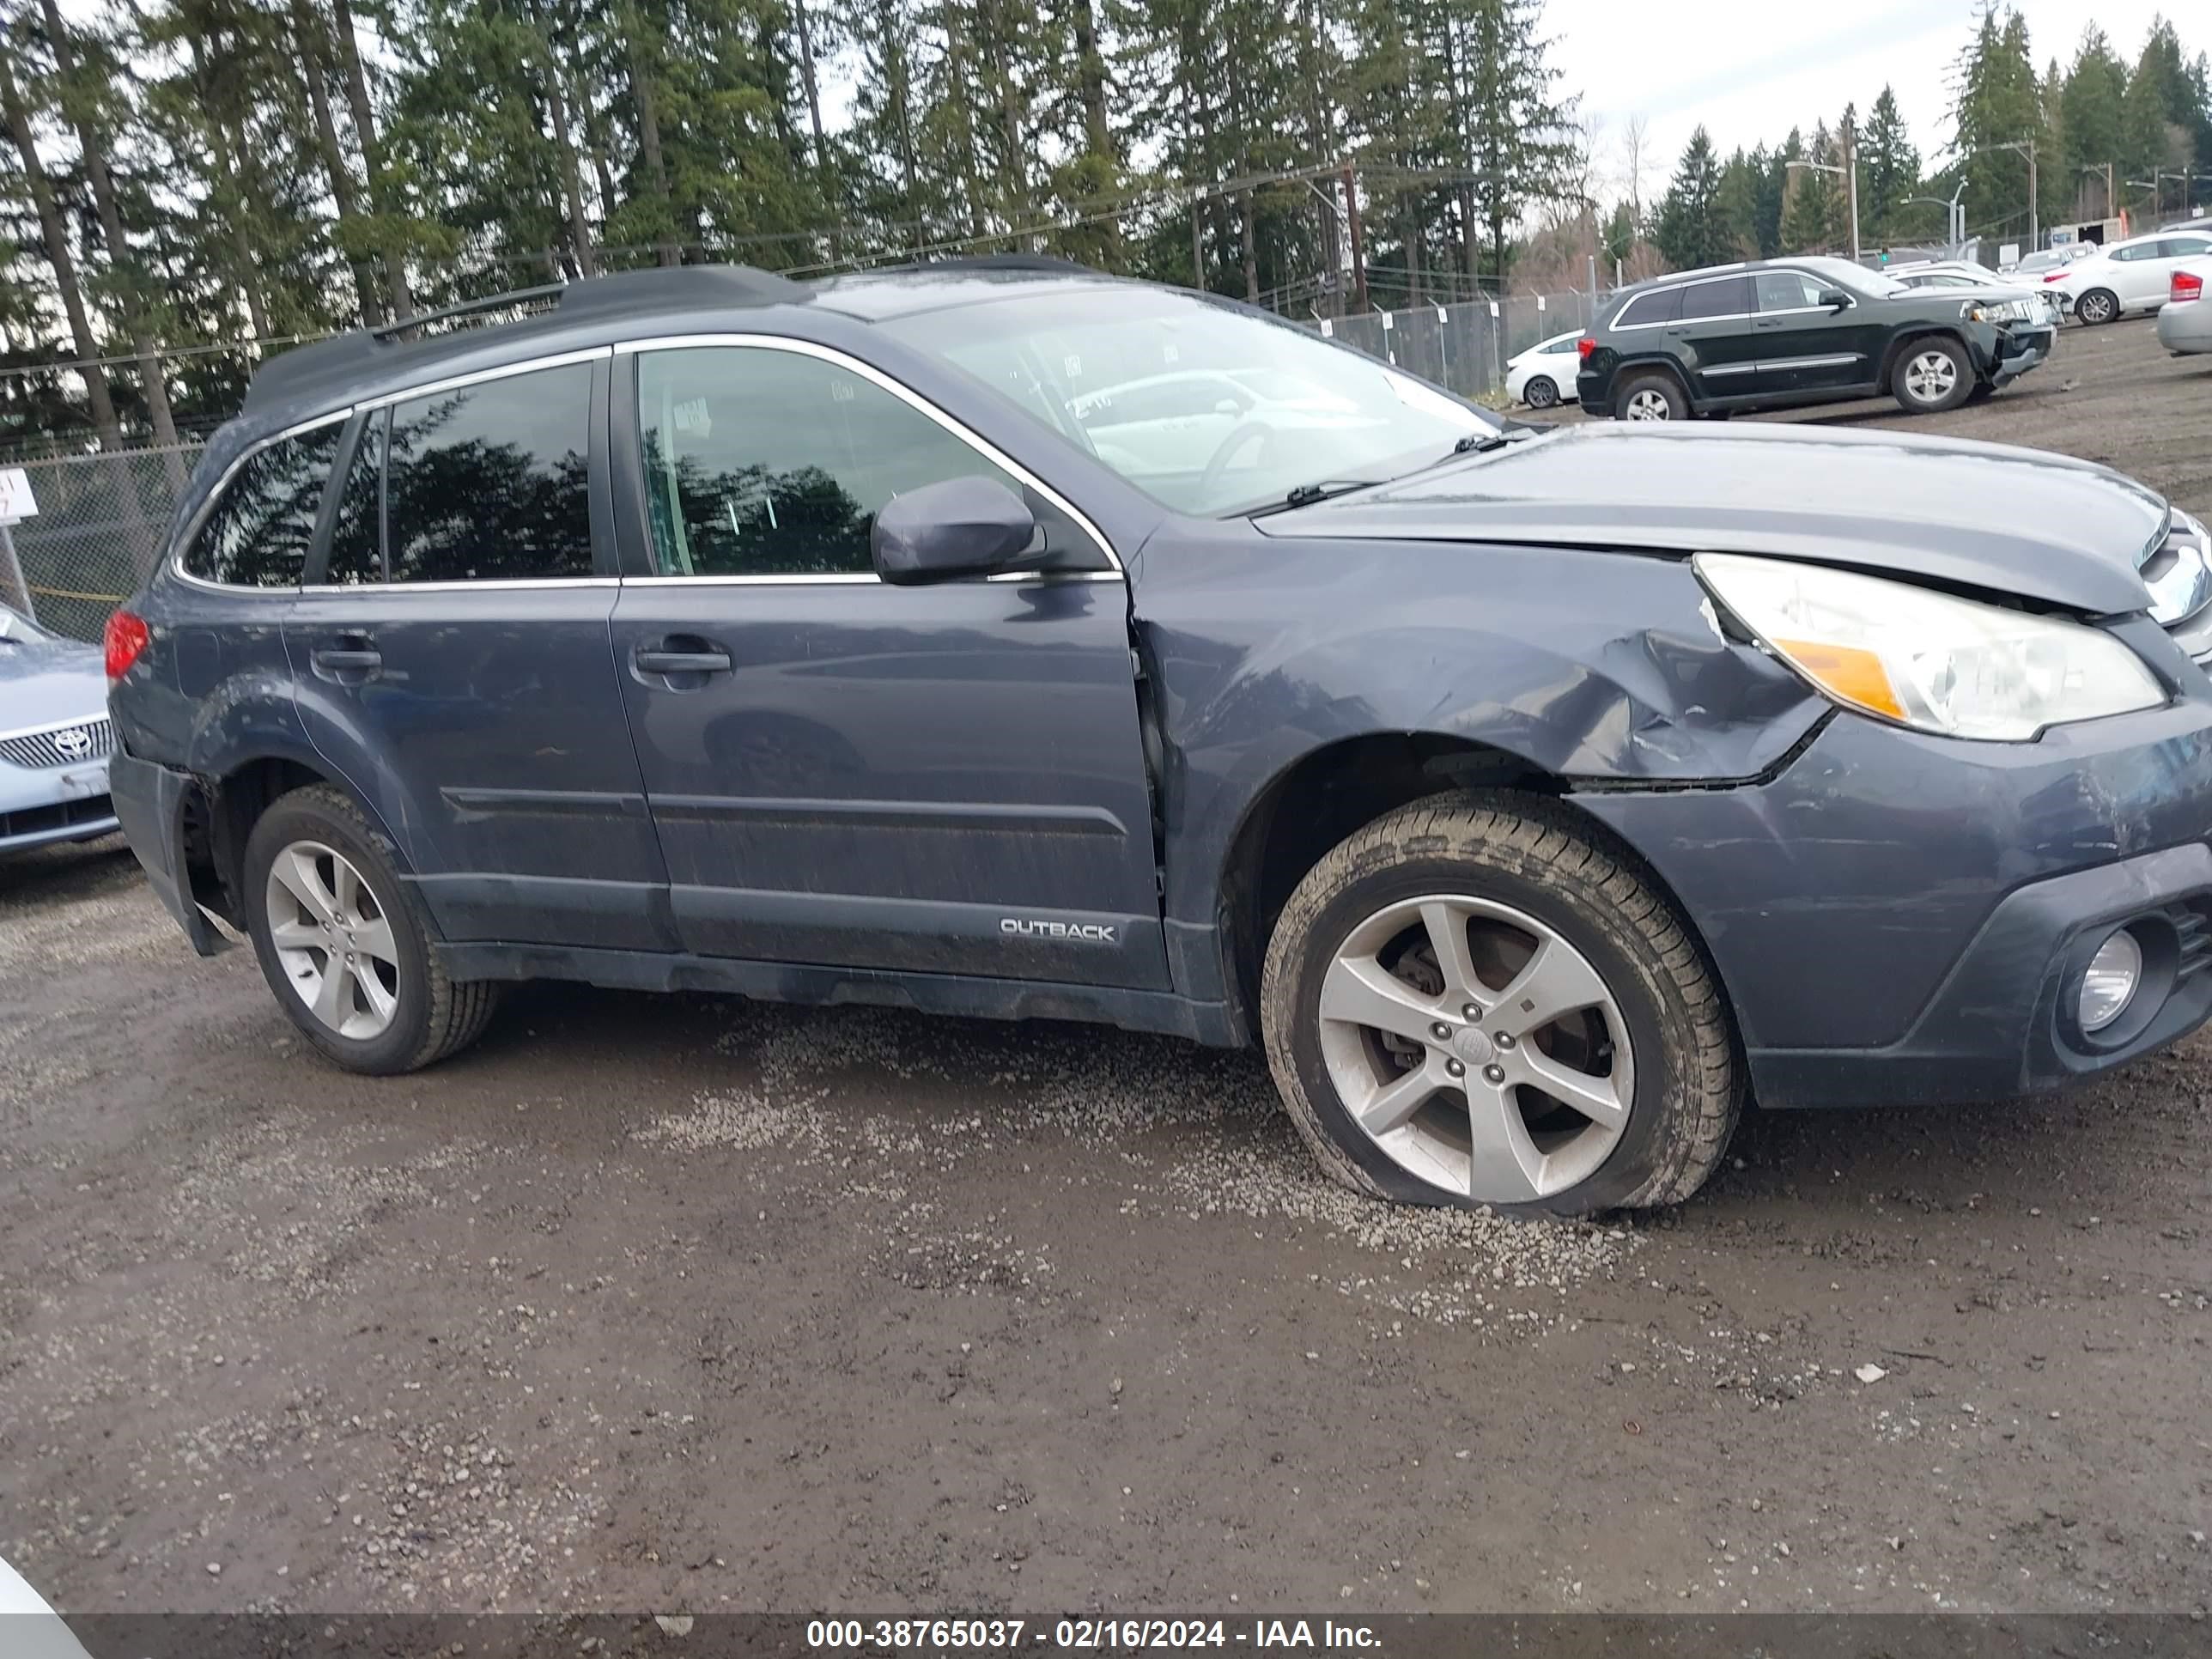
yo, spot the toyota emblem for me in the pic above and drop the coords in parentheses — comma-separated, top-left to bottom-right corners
(52, 726, 91, 760)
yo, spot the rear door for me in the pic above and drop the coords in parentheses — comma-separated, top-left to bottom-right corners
(289, 353, 672, 951)
(1662, 274, 1759, 399)
(606, 337, 1169, 989)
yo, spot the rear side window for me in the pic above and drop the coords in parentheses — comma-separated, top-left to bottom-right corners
(384, 362, 595, 583)
(1613, 288, 1681, 328)
(1676, 276, 1751, 320)
(181, 423, 343, 587)
(2160, 237, 2212, 259)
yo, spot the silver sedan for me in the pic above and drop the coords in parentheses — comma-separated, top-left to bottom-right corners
(2158, 257, 2212, 355)
(1, 603, 119, 853)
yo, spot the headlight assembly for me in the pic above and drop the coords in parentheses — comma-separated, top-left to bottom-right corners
(1695, 552, 2166, 740)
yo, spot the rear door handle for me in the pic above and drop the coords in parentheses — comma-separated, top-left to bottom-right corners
(633, 637, 732, 677)
(310, 638, 382, 682)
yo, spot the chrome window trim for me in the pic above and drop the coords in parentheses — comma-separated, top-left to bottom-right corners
(169, 409, 354, 595)
(617, 570, 1121, 589)
(298, 577, 622, 595)
(1609, 271, 1756, 330)
(615, 331, 1126, 577)
(356, 346, 612, 411)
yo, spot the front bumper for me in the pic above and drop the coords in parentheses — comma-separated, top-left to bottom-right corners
(1, 757, 118, 853)
(1577, 696, 2212, 1109)
(1990, 325, 2054, 386)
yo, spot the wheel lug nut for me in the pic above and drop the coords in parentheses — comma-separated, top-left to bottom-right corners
(1484, 1063, 1506, 1085)
(1494, 1031, 1515, 1049)
(1461, 1003, 1481, 1021)
(1444, 1058, 1466, 1079)
(1430, 1022, 1453, 1041)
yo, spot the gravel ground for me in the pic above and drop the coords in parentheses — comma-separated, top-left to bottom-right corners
(3, 317, 2210, 1624)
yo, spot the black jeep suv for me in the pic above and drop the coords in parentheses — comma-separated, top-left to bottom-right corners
(106, 259, 2212, 1216)
(1577, 255, 2056, 421)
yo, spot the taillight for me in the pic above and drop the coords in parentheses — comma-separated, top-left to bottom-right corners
(2043, 270, 2069, 283)
(104, 609, 149, 679)
(2174, 270, 2204, 303)
(1577, 336, 1595, 359)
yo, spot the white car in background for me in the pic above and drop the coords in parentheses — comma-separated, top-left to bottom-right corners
(1888, 262, 2063, 324)
(2042, 228, 2212, 324)
(2157, 255, 2212, 356)
(0, 1553, 91, 1658)
(1504, 329, 1584, 410)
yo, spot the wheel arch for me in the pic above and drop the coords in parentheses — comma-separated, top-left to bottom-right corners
(1877, 325, 1974, 390)
(185, 753, 411, 932)
(1212, 734, 1725, 1046)
(1611, 359, 1694, 416)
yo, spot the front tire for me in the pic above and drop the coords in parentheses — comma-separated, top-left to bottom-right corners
(1260, 795, 1739, 1216)
(1523, 375, 1559, 410)
(244, 784, 499, 1075)
(1892, 338, 1972, 413)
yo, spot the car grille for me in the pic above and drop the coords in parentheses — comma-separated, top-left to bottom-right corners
(0, 717, 114, 770)
(2142, 510, 2212, 665)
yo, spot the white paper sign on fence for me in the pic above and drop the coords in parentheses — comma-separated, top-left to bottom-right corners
(0, 468, 39, 523)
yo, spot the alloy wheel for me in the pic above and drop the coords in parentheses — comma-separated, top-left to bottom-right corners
(1622, 388, 1672, 421)
(264, 839, 403, 1039)
(2077, 291, 2115, 324)
(1316, 894, 1634, 1204)
(1903, 349, 1959, 406)
(1525, 377, 1559, 410)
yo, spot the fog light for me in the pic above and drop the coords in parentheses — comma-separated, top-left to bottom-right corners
(2078, 929, 2143, 1033)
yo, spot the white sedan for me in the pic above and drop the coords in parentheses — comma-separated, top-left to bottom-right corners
(2043, 228, 2212, 323)
(1504, 330, 1585, 410)
(2157, 256, 2212, 356)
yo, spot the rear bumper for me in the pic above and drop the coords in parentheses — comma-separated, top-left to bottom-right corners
(1577, 694, 2212, 1110)
(2157, 302, 2212, 354)
(109, 750, 225, 955)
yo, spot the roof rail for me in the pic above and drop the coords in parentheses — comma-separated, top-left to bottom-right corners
(242, 264, 813, 416)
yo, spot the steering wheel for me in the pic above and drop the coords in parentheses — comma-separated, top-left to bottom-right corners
(1195, 421, 1279, 498)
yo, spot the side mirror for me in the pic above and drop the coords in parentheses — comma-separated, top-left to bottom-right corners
(1819, 287, 1853, 311)
(872, 475, 1038, 585)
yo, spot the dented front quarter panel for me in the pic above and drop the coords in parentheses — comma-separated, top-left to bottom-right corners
(1132, 521, 1828, 934)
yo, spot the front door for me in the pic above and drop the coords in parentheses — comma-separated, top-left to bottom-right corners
(289, 354, 672, 951)
(607, 339, 1170, 989)
(1751, 267, 1881, 394)
(1662, 274, 1761, 401)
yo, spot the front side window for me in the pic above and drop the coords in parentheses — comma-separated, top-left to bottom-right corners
(1754, 270, 1828, 312)
(878, 287, 1492, 517)
(636, 346, 1027, 577)
(385, 362, 594, 583)
(1676, 276, 1751, 320)
(182, 423, 343, 587)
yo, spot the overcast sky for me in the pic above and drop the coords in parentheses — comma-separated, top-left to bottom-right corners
(1555, 0, 2182, 197)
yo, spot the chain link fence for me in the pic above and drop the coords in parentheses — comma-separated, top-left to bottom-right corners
(2, 444, 204, 643)
(1310, 288, 1608, 402)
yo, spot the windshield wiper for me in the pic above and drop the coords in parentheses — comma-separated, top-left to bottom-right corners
(1451, 424, 1539, 457)
(1247, 478, 1384, 518)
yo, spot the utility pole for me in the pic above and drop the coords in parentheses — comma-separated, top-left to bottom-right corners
(1842, 112, 1862, 263)
(1341, 161, 1367, 313)
(1189, 185, 1205, 290)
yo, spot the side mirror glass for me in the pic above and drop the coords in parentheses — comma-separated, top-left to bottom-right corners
(872, 476, 1038, 585)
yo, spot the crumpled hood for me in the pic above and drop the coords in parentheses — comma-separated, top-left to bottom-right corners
(0, 635, 109, 729)
(1255, 422, 2168, 616)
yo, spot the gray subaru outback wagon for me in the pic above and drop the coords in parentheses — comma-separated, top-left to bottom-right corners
(106, 259, 2212, 1214)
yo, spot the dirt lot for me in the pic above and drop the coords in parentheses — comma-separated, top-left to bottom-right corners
(3, 317, 2210, 1626)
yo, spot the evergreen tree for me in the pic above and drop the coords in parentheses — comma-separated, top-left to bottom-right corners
(1949, 3, 2039, 240)
(2062, 25, 2128, 213)
(1653, 125, 1729, 270)
(1861, 84, 1919, 241)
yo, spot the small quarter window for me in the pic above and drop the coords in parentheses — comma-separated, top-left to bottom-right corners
(1613, 288, 1682, 328)
(385, 362, 595, 583)
(182, 423, 343, 587)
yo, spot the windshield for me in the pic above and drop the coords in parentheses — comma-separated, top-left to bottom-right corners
(880, 287, 1496, 517)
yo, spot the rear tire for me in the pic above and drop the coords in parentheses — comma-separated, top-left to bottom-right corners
(1260, 794, 1739, 1216)
(1523, 375, 1559, 410)
(1613, 373, 1686, 422)
(243, 784, 499, 1075)
(2075, 288, 2119, 325)
(1891, 337, 1972, 413)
